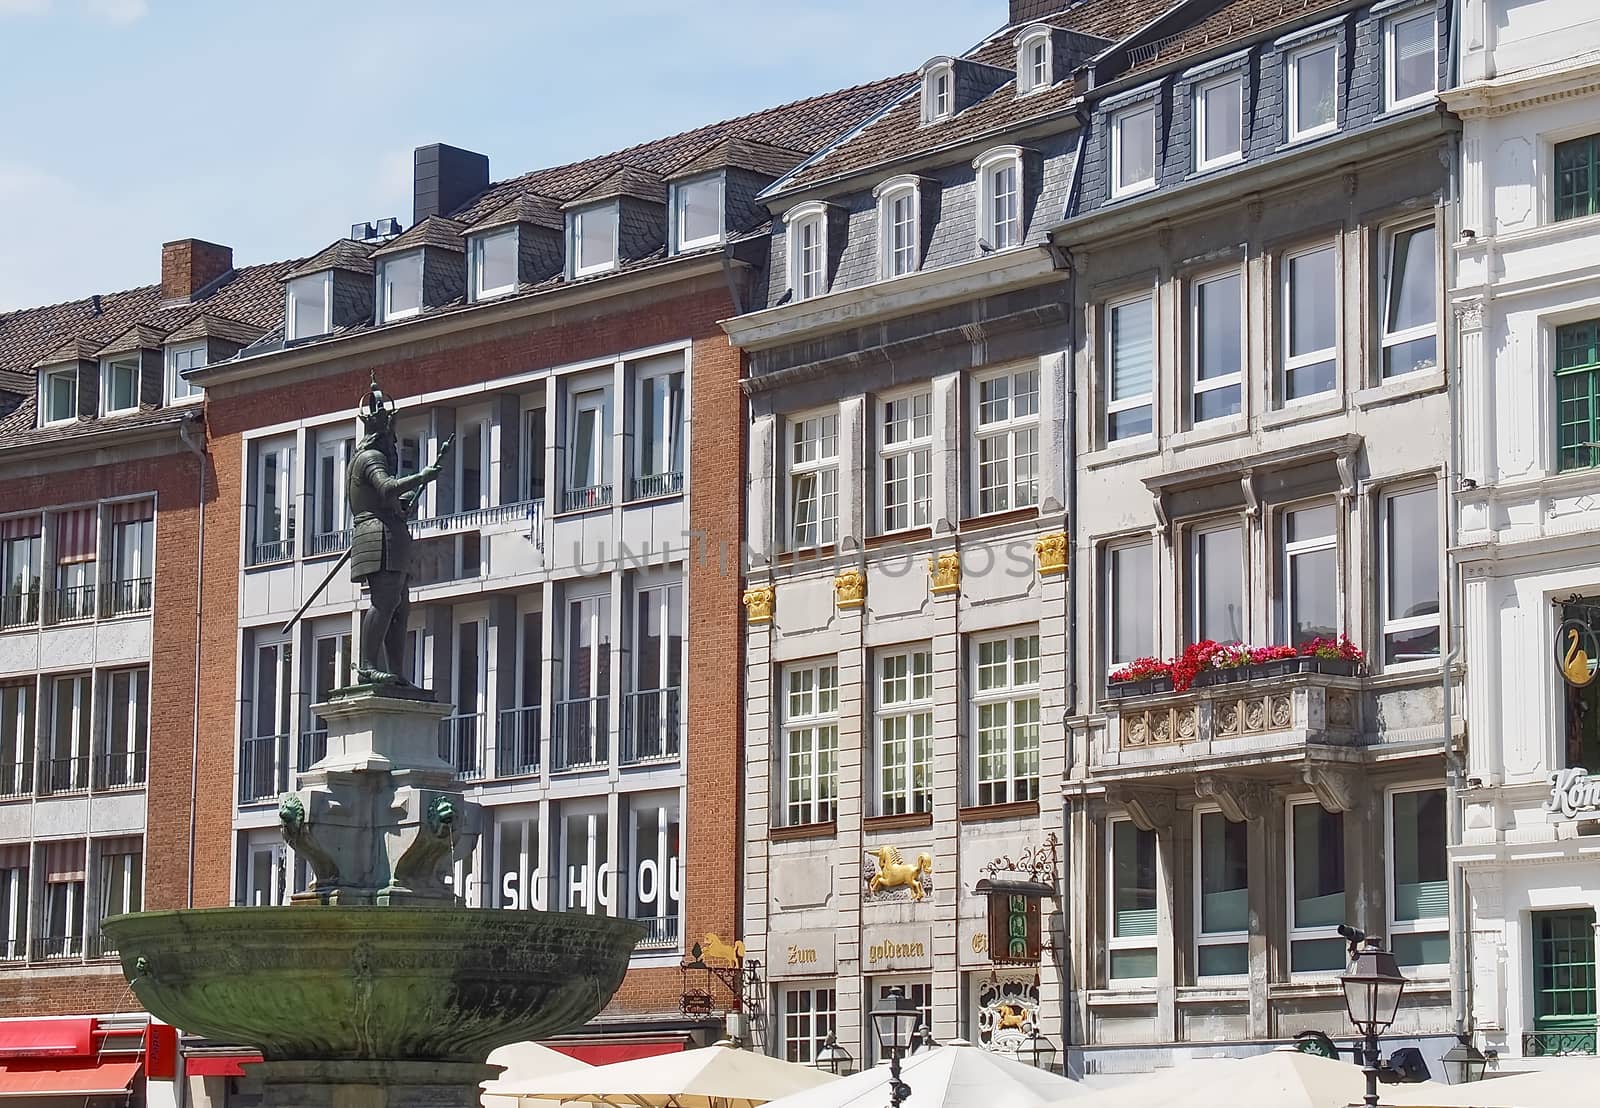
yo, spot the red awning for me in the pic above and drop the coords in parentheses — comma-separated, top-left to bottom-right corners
(549, 1041, 684, 1066)
(0, 1060, 140, 1097)
(185, 1054, 262, 1078)
(0, 1019, 93, 1058)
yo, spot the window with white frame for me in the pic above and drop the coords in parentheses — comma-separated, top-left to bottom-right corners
(1196, 809, 1249, 979)
(674, 176, 723, 251)
(239, 828, 288, 907)
(1281, 242, 1337, 400)
(40, 841, 85, 959)
(167, 342, 206, 402)
(922, 63, 953, 123)
(286, 273, 331, 342)
(1381, 485, 1439, 665)
(974, 367, 1039, 515)
(781, 985, 837, 1064)
(876, 179, 920, 279)
(1279, 503, 1338, 646)
(52, 508, 96, 620)
(1107, 293, 1155, 441)
(788, 207, 827, 300)
(635, 361, 685, 499)
(1018, 30, 1051, 95)
(559, 592, 610, 771)
(252, 440, 297, 563)
(782, 662, 838, 827)
(1112, 103, 1157, 196)
(40, 367, 77, 425)
(46, 673, 90, 794)
(0, 847, 25, 960)
(1109, 818, 1157, 982)
(1195, 74, 1243, 170)
(313, 435, 354, 552)
(101, 668, 148, 788)
(567, 387, 612, 510)
(1390, 787, 1448, 970)
(972, 631, 1040, 807)
(977, 149, 1024, 249)
(1288, 800, 1346, 973)
(100, 356, 139, 416)
(379, 251, 423, 322)
(1192, 270, 1242, 422)
(877, 647, 933, 816)
(1106, 540, 1154, 668)
(1385, 8, 1436, 110)
(1190, 522, 1245, 644)
(788, 411, 839, 548)
(1380, 222, 1437, 379)
(573, 205, 619, 276)
(96, 837, 143, 928)
(879, 391, 932, 532)
(0, 683, 33, 801)
(471, 228, 518, 301)
(868, 979, 933, 1062)
(1288, 41, 1338, 142)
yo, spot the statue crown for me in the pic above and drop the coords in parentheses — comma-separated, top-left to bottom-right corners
(358, 377, 396, 433)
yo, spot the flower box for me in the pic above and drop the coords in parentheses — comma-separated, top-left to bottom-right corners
(1105, 674, 1173, 700)
(1296, 657, 1362, 677)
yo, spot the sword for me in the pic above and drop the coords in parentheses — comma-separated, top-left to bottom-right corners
(282, 545, 352, 635)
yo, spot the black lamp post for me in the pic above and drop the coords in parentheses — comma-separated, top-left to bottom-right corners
(1440, 1033, 1487, 1085)
(871, 987, 920, 1108)
(813, 1030, 852, 1076)
(1340, 936, 1408, 1108)
(1017, 1027, 1057, 1072)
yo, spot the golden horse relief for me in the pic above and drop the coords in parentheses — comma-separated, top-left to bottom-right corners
(694, 933, 746, 968)
(995, 1002, 1029, 1031)
(866, 846, 933, 901)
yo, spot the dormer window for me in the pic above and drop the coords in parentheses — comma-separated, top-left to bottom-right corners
(572, 204, 619, 277)
(974, 148, 1025, 251)
(286, 273, 332, 342)
(470, 228, 518, 301)
(785, 203, 829, 301)
(922, 62, 954, 124)
(378, 251, 423, 323)
(1018, 29, 1052, 95)
(874, 177, 921, 280)
(1112, 103, 1158, 197)
(167, 342, 206, 403)
(40, 368, 77, 426)
(100, 356, 140, 416)
(673, 176, 724, 253)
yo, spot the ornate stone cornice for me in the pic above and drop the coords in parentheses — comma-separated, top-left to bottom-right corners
(1194, 775, 1270, 823)
(1107, 786, 1180, 833)
(1302, 763, 1360, 813)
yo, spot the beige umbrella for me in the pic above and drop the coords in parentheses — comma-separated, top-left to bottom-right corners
(483, 1041, 592, 1108)
(760, 1040, 1090, 1108)
(1380, 1059, 1600, 1107)
(512, 1041, 839, 1108)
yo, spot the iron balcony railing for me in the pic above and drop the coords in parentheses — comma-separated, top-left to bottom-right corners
(298, 729, 328, 773)
(551, 696, 609, 771)
(0, 591, 38, 630)
(31, 935, 82, 961)
(38, 755, 90, 796)
(411, 499, 542, 537)
(248, 536, 296, 567)
(305, 529, 351, 557)
(561, 485, 612, 514)
(497, 705, 541, 778)
(621, 687, 681, 765)
(0, 760, 32, 799)
(632, 915, 681, 950)
(1524, 1028, 1597, 1056)
(0, 937, 22, 961)
(438, 713, 487, 782)
(43, 584, 98, 625)
(239, 734, 285, 804)
(100, 577, 152, 617)
(96, 750, 147, 790)
(630, 472, 683, 500)
(86, 932, 119, 959)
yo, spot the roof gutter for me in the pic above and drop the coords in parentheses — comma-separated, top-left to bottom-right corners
(0, 414, 191, 468)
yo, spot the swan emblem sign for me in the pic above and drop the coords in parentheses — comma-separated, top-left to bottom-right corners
(1557, 619, 1600, 688)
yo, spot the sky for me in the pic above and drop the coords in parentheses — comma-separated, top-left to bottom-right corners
(0, 0, 1005, 311)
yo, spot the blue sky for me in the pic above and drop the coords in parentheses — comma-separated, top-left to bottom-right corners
(0, 0, 1004, 310)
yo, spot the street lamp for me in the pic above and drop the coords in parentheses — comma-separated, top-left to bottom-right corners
(813, 1031, 852, 1076)
(1440, 1033, 1487, 1085)
(1017, 1027, 1057, 1072)
(1340, 934, 1408, 1108)
(871, 987, 920, 1108)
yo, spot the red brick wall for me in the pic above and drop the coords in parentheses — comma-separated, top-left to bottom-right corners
(0, 966, 137, 1015)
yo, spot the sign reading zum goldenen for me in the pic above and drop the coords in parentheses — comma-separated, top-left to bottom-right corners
(1546, 767, 1600, 820)
(864, 926, 934, 972)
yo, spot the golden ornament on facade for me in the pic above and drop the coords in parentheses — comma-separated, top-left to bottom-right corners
(1035, 531, 1068, 576)
(929, 550, 960, 596)
(865, 845, 933, 901)
(742, 585, 775, 625)
(834, 569, 866, 611)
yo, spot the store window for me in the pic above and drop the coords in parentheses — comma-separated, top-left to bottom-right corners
(780, 986, 837, 1064)
(1531, 909, 1597, 1051)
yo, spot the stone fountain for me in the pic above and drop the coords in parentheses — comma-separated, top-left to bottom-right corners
(103, 381, 641, 1108)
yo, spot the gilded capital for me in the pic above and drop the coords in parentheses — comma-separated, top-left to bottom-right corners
(929, 550, 960, 596)
(1035, 531, 1068, 576)
(742, 585, 775, 625)
(834, 569, 866, 611)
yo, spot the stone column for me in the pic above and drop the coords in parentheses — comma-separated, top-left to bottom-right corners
(833, 573, 867, 1059)
(930, 554, 962, 1043)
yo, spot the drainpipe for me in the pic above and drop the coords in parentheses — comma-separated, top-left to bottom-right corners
(179, 412, 206, 910)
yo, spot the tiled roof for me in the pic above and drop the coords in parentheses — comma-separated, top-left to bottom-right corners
(666, 137, 810, 181)
(371, 216, 467, 258)
(286, 239, 376, 278)
(0, 401, 189, 451)
(164, 313, 268, 346)
(471, 193, 565, 232)
(96, 324, 168, 356)
(34, 335, 105, 367)
(1112, 0, 1350, 81)
(566, 165, 668, 208)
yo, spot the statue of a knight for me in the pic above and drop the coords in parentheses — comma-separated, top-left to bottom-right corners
(349, 381, 451, 686)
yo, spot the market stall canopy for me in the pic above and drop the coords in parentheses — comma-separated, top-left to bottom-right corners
(483, 1041, 592, 1108)
(512, 1041, 838, 1108)
(761, 1040, 1089, 1108)
(1380, 1060, 1600, 1108)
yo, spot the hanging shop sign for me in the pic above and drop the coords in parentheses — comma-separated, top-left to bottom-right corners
(1556, 617, 1600, 688)
(1546, 767, 1600, 819)
(975, 833, 1059, 966)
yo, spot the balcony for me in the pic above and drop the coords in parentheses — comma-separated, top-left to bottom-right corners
(622, 688, 680, 765)
(31, 934, 82, 961)
(96, 750, 147, 790)
(632, 915, 681, 950)
(497, 705, 541, 778)
(38, 755, 90, 796)
(1524, 1028, 1597, 1056)
(100, 576, 152, 617)
(561, 485, 612, 514)
(0, 938, 21, 961)
(412, 499, 542, 539)
(248, 536, 296, 567)
(86, 932, 120, 960)
(438, 713, 487, 782)
(239, 734, 285, 804)
(305, 529, 351, 558)
(42, 584, 97, 625)
(552, 696, 609, 772)
(297, 729, 328, 774)
(0, 591, 38, 630)
(0, 761, 32, 799)
(630, 472, 683, 500)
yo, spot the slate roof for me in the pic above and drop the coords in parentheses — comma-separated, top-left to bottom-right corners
(666, 137, 810, 181)
(565, 165, 668, 208)
(286, 239, 376, 278)
(1110, 0, 1351, 82)
(95, 324, 168, 356)
(471, 193, 564, 233)
(370, 216, 468, 258)
(163, 313, 268, 346)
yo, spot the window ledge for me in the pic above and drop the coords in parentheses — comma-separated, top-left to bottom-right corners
(1259, 395, 1343, 430)
(769, 820, 837, 843)
(958, 799, 1040, 823)
(958, 507, 1040, 533)
(1354, 366, 1445, 409)
(866, 526, 933, 549)
(1277, 126, 1341, 155)
(775, 544, 840, 567)
(1375, 97, 1439, 121)
(864, 811, 934, 833)
(1083, 436, 1160, 472)
(1107, 182, 1159, 206)
(1169, 416, 1249, 450)
(1187, 155, 1245, 181)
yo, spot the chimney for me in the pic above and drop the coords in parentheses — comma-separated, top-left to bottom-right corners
(1010, 0, 1072, 25)
(161, 238, 233, 303)
(413, 144, 490, 223)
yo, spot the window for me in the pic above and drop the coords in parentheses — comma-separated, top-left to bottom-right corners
(523, 406, 547, 502)
(97, 838, 143, 930)
(1106, 541, 1153, 668)
(635, 363, 685, 499)
(1192, 271, 1242, 422)
(471, 228, 518, 300)
(100, 357, 139, 416)
(1109, 819, 1157, 981)
(877, 648, 933, 816)
(0, 684, 34, 800)
(1112, 104, 1157, 197)
(1288, 801, 1346, 973)
(1386, 9, 1436, 109)
(40, 841, 85, 960)
(674, 176, 723, 251)
(566, 387, 612, 511)
(492, 806, 545, 911)
(972, 632, 1040, 807)
(1381, 223, 1437, 378)
(973, 368, 1039, 515)
(782, 663, 838, 827)
(1, 518, 42, 630)
(1190, 523, 1245, 644)
(51, 508, 97, 623)
(0, 848, 25, 960)
(869, 980, 933, 1062)
(977, 150, 1024, 249)
(286, 273, 331, 342)
(556, 593, 610, 771)
(573, 205, 619, 276)
(1196, 810, 1249, 978)
(456, 416, 490, 513)
(379, 251, 423, 322)
(1382, 486, 1439, 665)
(560, 806, 611, 914)
(243, 638, 291, 803)
(167, 342, 206, 402)
(41, 368, 77, 425)
(45, 674, 90, 795)
(1555, 135, 1600, 223)
(1195, 75, 1243, 170)
(627, 795, 682, 945)
(1558, 321, 1600, 471)
(237, 829, 294, 907)
(312, 436, 353, 552)
(1107, 293, 1155, 441)
(1280, 504, 1338, 646)
(781, 986, 837, 1064)
(879, 391, 932, 532)
(252, 440, 297, 563)
(627, 583, 682, 763)
(788, 208, 827, 300)
(923, 63, 953, 123)
(1390, 788, 1447, 970)
(1288, 42, 1338, 141)
(876, 180, 920, 279)
(1282, 243, 1337, 400)
(1018, 31, 1051, 95)
(1531, 909, 1597, 1041)
(101, 668, 148, 788)
(788, 412, 839, 548)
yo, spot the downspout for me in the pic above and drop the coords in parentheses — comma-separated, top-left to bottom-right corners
(179, 413, 206, 910)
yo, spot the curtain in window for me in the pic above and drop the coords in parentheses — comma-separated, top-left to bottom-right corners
(1111, 300, 1154, 401)
(54, 509, 96, 565)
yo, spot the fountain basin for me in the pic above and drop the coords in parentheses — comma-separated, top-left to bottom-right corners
(102, 906, 643, 1063)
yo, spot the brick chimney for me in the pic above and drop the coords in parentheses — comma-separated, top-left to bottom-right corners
(1010, 0, 1073, 24)
(161, 238, 233, 303)
(413, 144, 490, 223)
